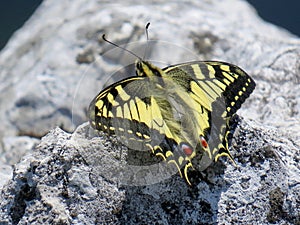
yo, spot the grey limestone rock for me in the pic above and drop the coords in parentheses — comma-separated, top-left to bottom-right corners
(0, 120, 299, 224)
(0, 0, 300, 224)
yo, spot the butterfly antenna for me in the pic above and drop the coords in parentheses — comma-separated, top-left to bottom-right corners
(102, 34, 141, 60)
(145, 22, 150, 40)
(143, 22, 151, 59)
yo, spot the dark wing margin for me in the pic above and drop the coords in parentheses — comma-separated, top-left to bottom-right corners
(205, 61, 256, 117)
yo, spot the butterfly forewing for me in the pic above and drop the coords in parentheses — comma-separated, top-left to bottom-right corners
(90, 74, 188, 152)
(163, 61, 256, 117)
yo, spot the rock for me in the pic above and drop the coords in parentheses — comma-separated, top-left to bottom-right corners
(0, 0, 300, 224)
(0, 120, 299, 224)
(1, 136, 40, 166)
(0, 125, 125, 224)
(0, 136, 40, 189)
(0, 165, 13, 190)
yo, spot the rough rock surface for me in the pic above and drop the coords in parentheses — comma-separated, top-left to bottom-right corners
(0, 120, 299, 224)
(0, 0, 300, 224)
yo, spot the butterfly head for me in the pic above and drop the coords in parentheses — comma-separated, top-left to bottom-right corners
(135, 60, 164, 78)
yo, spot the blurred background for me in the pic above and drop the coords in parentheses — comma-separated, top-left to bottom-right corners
(1, 0, 300, 51)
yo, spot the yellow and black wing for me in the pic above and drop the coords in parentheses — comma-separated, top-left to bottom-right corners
(88, 62, 204, 182)
(163, 61, 255, 169)
(88, 76, 181, 151)
(163, 61, 255, 117)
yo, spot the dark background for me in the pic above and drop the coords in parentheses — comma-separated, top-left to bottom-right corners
(0, 0, 300, 51)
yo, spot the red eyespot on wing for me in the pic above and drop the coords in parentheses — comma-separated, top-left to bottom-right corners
(180, 143, 194, 156)
(200, 136, 208, 149)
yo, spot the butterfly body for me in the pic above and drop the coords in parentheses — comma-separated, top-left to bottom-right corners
(89, 59, 255, 184)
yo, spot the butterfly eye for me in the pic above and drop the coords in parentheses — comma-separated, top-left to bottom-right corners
(136, 61, 143, 71)
(200, 136, 208, 149)
(180, 143, 194, 156)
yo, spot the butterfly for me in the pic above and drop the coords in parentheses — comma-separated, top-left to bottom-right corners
(88, 32, 255, 185)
